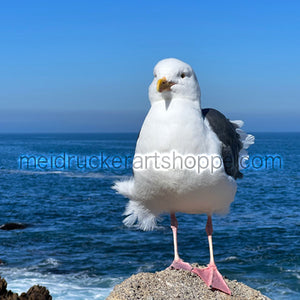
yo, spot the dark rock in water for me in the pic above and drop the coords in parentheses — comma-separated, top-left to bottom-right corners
(0, 223, 27, 230)
(20, 285, 52, 300)
(107, 264, 271, 300)
(0, 277, 7, 295)
(0, 277, 52, 300)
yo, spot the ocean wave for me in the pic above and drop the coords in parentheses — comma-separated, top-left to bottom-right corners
(38, 258, 60, 267)
(0, 265, 122, 300)
(0, 169, 64, 175)
(223, 256, 239, 262)
(257, 282, 300, 300)
(0, 169, 124, 179)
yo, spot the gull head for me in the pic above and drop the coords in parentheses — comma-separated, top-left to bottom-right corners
(148, 58, 201, 104)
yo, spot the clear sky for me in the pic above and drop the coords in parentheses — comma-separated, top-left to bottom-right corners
(0, 0, 299, 132)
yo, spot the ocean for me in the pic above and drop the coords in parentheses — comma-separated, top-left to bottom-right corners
(0, 132, 299, 299)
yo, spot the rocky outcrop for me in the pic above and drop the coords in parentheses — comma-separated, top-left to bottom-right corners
(107, 265, 271, 300)
(0, 223, 27, 230)
(0, 277, 52, 300)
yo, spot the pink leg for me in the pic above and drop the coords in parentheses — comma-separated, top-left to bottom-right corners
(169, 213, 193, 271)
(192, 215, 231, 295)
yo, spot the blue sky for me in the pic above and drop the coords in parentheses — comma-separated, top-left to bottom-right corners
(0, 0, 299, 132)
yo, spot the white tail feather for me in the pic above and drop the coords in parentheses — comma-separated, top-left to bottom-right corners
(231, 120, 244, 128)
(123, 200, 157, 231)
(230, 119, 255, 169)
(112, 178, 135, 199)
(113, 179, 158, 231)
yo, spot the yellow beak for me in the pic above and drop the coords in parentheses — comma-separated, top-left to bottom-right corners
(156, 77, 175, 92)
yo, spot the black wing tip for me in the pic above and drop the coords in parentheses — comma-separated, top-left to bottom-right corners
(236, 171, 243, 179)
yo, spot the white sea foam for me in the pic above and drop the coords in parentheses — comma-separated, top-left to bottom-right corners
(1, 169, 64, 175)
(0, 266, 121, 300)
(283, 268, 300, 280)
(224, 256, 239, 262)
(39, 258, 60, 267)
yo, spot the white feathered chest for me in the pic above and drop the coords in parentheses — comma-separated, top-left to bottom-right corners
(136, 99, 220, 155)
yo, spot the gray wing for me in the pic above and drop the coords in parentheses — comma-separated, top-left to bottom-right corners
(202, 108, 243, 179)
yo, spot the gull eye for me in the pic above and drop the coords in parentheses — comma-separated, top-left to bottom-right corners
(181, 73, 186, 78)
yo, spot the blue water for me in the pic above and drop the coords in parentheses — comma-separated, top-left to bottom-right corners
(0, 133, 299, 299)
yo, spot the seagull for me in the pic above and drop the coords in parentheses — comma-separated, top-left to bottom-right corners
(114, 58, 254, 295)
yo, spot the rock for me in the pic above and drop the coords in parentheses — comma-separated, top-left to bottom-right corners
(107, 265, 271, 300)
(0, 223, 27, 230)
(0, 277, 8, 295)
(0, 277, 52, 300)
